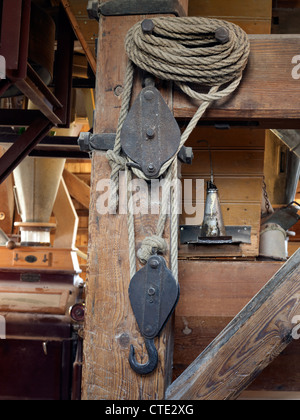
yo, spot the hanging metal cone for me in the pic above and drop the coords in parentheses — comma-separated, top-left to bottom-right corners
(202, 180, 226, 238)
(13, 157, 65, 245)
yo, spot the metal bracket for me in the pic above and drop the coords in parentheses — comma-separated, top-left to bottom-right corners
(87, 1, 100, 20)
(180, 225, 252, 245)
(78, 132, 115, 152)
(87, 0, 187, 21)
(261, 201, 300, 231)
(78, 132, 193, 165)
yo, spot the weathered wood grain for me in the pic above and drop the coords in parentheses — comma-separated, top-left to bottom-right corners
(173, 35, 300, 127)
(81, 0, 189, 401)
(166, 249, 300, 400)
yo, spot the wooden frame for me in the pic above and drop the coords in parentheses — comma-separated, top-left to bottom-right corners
(82, 0, 300, 401)
(0, 287, 69, 315)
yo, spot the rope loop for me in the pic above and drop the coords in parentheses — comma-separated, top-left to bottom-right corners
(125, 17, 250, 90)
(137, 235, 168, 264)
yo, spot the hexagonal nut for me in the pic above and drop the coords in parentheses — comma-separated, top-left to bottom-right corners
(87, 1, 100, 21)
(185, 146, 194, 164)
(78, 132, 92, 152)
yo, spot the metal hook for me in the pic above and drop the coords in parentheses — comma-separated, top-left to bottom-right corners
(129, 338, 158, 375)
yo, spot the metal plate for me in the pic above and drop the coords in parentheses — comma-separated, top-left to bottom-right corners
(180, 225, 252, 245)
(128, 255, 179, 340)
(99, 0, 187, 17)
(120, 86, 181, 178)
(261, 203, 300, 231)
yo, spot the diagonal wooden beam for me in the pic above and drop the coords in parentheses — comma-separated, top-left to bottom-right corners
(60, 0, 97, 75)
(166, 248, 300, 400)
(63, 168, 90, 209)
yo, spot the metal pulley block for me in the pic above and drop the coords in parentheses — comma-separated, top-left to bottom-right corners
(128, 254, 179, 375)
(120, 83, 181, 178)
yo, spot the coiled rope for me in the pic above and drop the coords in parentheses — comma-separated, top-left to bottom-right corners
(107, 17, 250, 277)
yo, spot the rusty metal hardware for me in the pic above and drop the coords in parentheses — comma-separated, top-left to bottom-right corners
(78, 132, 115, 152)
(215, 27, 230, 44)
(120, 84, 181, 178)
(128, 254, 179, 375)
(261, 201, 300, 231)
(87, 0, 187, 20)
(87, 1, 100, 21)
(78, 132, 194, 165)
(180, 225, 252, 245)
(69, 303, 85, 323)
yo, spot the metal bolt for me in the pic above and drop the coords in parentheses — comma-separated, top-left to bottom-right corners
(148, 287, 156, 296)
(141, 19, 155, 35)
(149, 258, 159, 269)
(215, 27, 230, 44)
(146, 127, 155, 139)
(147, 163, 156, 173)
(0, 212, 5, 220)
(145, 325, 153, 334)
(144, 90, 155, 101)
(78, 132, 91, 152)
(114, 85, 123, 97)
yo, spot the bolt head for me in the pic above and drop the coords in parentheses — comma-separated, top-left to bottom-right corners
(148, 287, 156, 296)
(146, 127, 155, 139)
(149, 258, 160, 269)
(141, 19, 155, 34)
(147, 163, 156, 173)
(144, 90, 155, 101)
(215, 27, 230, 44)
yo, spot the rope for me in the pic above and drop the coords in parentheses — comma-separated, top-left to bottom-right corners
(107, 17, 250, 276)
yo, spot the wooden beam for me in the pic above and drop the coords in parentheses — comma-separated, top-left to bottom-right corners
(166, 249, 300, 400)
(63, 168, 90, 209)
(81, 0, 189, 400)
(0, 148, 14, 235)
(173, 35, 300, 128)
(60, 0, 97, 75)
(53, 178, 79, 249)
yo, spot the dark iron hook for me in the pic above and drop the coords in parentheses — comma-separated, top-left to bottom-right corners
(129, 338, 158, 375)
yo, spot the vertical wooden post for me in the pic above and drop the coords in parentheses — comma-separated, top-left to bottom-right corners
(81, 2, 189, 400)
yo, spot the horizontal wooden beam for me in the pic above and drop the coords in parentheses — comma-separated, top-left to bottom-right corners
(166, 249, 300, 400)
(173, 35, 300, 128)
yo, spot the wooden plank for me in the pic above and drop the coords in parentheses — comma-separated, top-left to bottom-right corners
(173, 35, 300, 127)
(184, 127, 266, 149)
(0, 148, 14, 235)
(82, 0, 189, 401)
(173, 316, 300, 392)
(188, 0, 272, 34)
(63, 168, 90, 209)
(182, 150, 265, 177)
(176, 261, 284, 318)
(166, 249, 300, 400)
(189, 0, 272, 19)
(60, 0, 97, 74)
(174, 260, 300, 391)
(53, 178, 79, 249)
